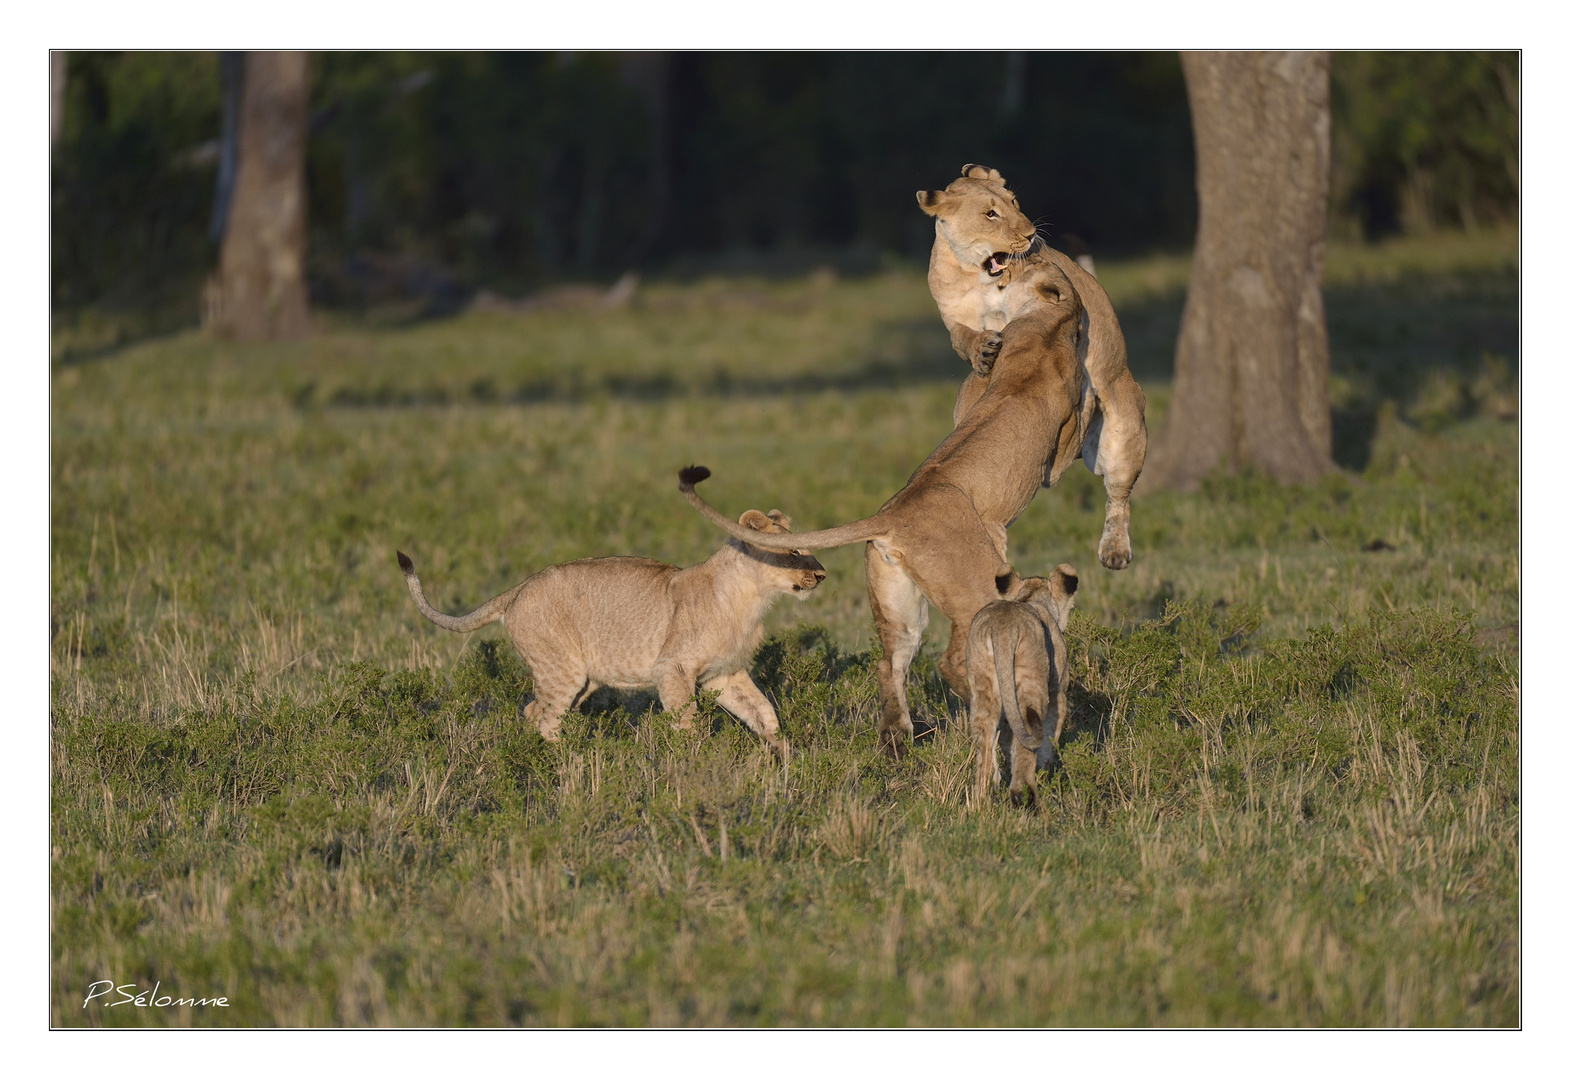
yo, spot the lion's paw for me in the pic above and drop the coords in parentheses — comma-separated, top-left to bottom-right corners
(971, 331, 1003, 376)
(1098, 535, 1133, 571)
(878, 728, 909, 761)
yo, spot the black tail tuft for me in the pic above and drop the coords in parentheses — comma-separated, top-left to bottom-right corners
(397, 550, 415, 575)
(678, 465, 711, 489)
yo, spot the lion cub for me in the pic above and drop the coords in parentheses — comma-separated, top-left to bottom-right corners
(967, 564, 1079, 804)
(396, 510, 825, 759)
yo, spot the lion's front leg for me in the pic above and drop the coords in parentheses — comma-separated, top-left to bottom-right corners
(706, 670, 790, 761)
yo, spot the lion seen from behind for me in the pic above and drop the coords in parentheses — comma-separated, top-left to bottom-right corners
(966, 563, 1079, 805)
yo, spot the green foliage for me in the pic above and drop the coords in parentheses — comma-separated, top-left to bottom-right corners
(52, 52, 221, 328)
(52, 50, 1518, 347)
(1331, 52, 1518, 238)
(51, 248, 1517, 1026)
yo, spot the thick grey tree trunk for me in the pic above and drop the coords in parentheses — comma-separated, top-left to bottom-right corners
(203, 51, 311, 341)
(1143, 51, 1334, 491)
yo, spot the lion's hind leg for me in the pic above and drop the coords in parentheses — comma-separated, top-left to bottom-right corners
(1085, 382, 1147, 572)
(866, 542, 930, 760)
(652, 662, 701, 730)
(524, 674, 587, 742)
(966, 640, 1003, 803)
(1009, 727, 1042, 806)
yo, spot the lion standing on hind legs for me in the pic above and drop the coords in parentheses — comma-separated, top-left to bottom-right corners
(679, 259, 1088, 759)
(917, 163, 1148, 572)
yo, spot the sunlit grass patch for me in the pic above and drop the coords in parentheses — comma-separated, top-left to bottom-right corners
(51, 242, 1517, 1026)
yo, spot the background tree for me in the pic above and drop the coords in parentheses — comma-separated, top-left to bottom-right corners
(1142, 51, 1335, 491)
(50, 52, 67, 146)
(1330, 52, 1518, 238)
(202, 51, 311, 340)
(49, 52, 1516, 345)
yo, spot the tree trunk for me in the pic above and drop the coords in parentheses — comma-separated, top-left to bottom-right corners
(50, 52, 68, 147)
(203, 51, 311, 341)
(1142, 51, 1333, 491)
(208, 52, 243, 243)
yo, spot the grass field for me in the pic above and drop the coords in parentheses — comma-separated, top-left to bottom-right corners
(49, 229, 1519, 1026)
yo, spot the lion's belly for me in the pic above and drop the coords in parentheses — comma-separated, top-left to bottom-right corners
(953, 452, 1053, 527)
(577, 613, 668, 687)
(974, 476, 1048, 528)
(510, 560, 673, 688)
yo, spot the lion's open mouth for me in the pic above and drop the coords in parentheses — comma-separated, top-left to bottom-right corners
(985, 252, 1009, 277)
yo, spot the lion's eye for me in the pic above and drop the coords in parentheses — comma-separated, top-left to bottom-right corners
(985, 210, 999, 219)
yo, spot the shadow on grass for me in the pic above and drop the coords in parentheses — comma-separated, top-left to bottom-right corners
(292, 316, 969, 409)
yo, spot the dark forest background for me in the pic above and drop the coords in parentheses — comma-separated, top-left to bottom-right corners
(51, 51, 1518, 332)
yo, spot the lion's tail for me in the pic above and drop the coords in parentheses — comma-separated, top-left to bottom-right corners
(997, 631, 1046, 750)
(678, 466, 888, 552)
(397, 551, 522, 634)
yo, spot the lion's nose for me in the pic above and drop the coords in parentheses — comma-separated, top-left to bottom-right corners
(813, 570, 827, 583)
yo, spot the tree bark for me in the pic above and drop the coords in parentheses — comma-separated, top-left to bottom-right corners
(203, 51, 311, 341)
(1142, 51, 1333, 491)
(50, 52, 68, 147)
(208, 52, 243, 243)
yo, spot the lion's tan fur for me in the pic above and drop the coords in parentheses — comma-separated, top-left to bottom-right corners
(915, 164, 1039, 373)
(919, 164, 1149, 572)
(397, 511, 824, 759)
(967, 564, 1078, 804)
(679, 263, 1087, 756)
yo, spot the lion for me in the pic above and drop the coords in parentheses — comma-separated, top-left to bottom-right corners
(679, 260, 1086, 757)
(967, 563, 1078, 806)
(915, 163, 1039, 376)
(395, 512, 825, 760)
(918, 164, 1148, 571)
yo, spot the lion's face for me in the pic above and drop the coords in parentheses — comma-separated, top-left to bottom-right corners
(916, 165, 1037, 277)
(737, 509, 828, 598)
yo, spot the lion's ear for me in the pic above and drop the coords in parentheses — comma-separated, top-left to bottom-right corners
(962, 163, 1006, 185)
(1048, 564, 1080, 629)
(738, 509, 772, 531)
(1036, 263, 1077, 307)
(766, 509, 793, 532)
(916, 189, 948, 217)
(995, 566, 1021, 598)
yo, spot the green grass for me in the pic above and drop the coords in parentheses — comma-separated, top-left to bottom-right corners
(50, 229, 1518, 1026)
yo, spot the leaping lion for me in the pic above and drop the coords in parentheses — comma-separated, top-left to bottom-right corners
(918, 163, 1147, 570)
